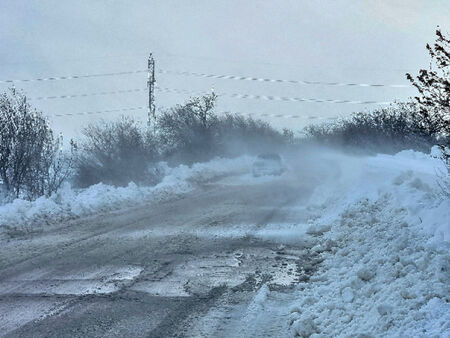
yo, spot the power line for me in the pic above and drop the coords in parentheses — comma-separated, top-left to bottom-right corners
(223, 92, 391, 105)
(156, 86, 201, 95)
(52, 106, 147, 117)
(31, 88, 146, 100)
(156, 86, 392, 104)
(49, 104, 341, 121)
(236, 111, 339, 120)
(28, 85, 392, 105)
(1, 67, 411, 88)
(159, 69, 411, 88)
(28, 86, 192, 101)
(0, 70, 147, 84)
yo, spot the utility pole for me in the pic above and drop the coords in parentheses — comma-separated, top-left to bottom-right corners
(147, 53, 156, 126)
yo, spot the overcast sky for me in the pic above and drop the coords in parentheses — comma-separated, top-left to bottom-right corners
(1, 0, 449, 138)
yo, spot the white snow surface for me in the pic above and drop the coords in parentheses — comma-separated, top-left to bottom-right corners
(0, 156, 253, 234)
(288, 146, 449, 337)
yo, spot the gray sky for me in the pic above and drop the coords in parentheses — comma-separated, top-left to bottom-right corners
(1, 0, 449, 139)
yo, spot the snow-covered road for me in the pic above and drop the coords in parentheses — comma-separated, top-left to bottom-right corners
(0, 171, 321, 337)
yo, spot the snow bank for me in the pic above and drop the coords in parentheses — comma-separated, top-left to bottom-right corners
(289, 146, 449, 337)
(0, 156, 253, 235)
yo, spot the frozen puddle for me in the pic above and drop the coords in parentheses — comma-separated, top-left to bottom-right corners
(0, 265, 143, 296)
(131, 247, 304, 298)
(132, 280, 191, 297)
(131, 255, 245, 297)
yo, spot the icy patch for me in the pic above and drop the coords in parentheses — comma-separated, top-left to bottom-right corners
(254, 222, 310, 245)
(269, 260, 299, 286)
(191, 223, 254, 239)
(0, 265, 143, 296)
(131, 255, 246, 297)
(224, 285, 292, 338)
(0, 298, 68, 336)
(131, 246, 305, 299)
(131, 281, 191, 297)
(246, 284, 270, 314)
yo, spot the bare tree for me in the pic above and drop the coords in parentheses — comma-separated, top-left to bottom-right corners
(26, 135, 76, 198)
(185, 92, 218, 128)
(75, 116, 156, 187)
(0, 88, 72, 199)
(406, 28, 450, 142)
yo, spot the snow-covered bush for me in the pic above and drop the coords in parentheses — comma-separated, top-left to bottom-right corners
(0, 88, 73, 200)
(304, 102, 437, 153)
(75, 116, 159, 187)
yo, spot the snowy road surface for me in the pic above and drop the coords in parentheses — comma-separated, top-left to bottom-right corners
(1, 149, 448, 337)
(0, 173, 320, 337)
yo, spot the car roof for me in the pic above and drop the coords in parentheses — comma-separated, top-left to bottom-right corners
(257, 153, 281, 160)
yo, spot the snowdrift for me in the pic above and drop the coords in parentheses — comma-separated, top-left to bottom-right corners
(289, 146, 449, 337)
(0, 156, 253, 236)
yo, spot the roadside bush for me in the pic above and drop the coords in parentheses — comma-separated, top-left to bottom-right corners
(215, 113, 292, 156)
(156, 93, 292, 164)
(75, 117, 158, 187)
(156, 102, 218, 164)
(0, 88, 73, 199)
(304, 102, 437, 153)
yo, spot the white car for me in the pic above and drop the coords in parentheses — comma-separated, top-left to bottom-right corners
(252, 153, 284, 177)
